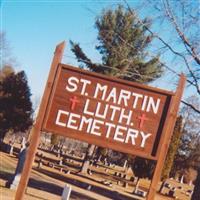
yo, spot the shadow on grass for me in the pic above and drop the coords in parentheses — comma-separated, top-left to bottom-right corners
(28, 178, 96, 200)
(35, 168, 138, 200)
(0, 166, 139, 200)
(0, 171, 13, 182)
(0, 171, 96, 200)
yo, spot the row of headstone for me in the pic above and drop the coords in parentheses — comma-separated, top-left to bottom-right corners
(107, 163, 115, 168)
(166, 184, 193, 198)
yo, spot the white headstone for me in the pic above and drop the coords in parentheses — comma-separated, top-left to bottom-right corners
(8, 146, 27, 189)
(20, 137, 26, 152)
(61, 184, 71, 200)
(180, 175, 184, 183)
(123, 160, 128, 169)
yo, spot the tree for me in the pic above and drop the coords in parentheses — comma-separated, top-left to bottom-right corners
(71, 5, 164, 174)
(71, 5, 163, 82)
(181, 134, 200, 199)
(159, 116, 183, 193)
(131, 157, 155, 193)
(169, 96, 200, 198)
(0, 70, 33, 141)
(124, 0, 200, 114)
(187, 135, 200, 200)
(0, 32, 16, 68)
(161, 116, 183, 180)
(172, 96, 200, 173)
(80, 144, 95, 174)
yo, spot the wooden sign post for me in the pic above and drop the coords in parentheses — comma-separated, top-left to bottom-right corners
(147, 74, 186, 200)
(15, 41, 66, 200)
(15, 42, 186, 200)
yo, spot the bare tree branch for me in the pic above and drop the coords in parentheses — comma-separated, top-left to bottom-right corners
(181, 100, 200, 114)
(164, 0, 200, 65)
(123, 0, 200, 94)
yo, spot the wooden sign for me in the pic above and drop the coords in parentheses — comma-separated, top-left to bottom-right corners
(42, 64, 173, 159)
(15, 42, 186, 200)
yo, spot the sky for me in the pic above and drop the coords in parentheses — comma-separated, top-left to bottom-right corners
(1, 0, 196, 107)
(1, 1, 104, 103)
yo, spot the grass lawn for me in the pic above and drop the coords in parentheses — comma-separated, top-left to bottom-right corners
(0, 148, 193, 200)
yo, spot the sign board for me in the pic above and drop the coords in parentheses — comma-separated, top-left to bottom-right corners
(15, 42, 186, 200)
(42, 64, 174, 159)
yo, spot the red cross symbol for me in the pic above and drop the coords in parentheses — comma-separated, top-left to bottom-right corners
(137, 113, 149, 129)
(69, 96, 80, 111)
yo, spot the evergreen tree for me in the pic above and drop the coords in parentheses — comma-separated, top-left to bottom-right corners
(71, 5, 163, 82)
(159, 116, 183, 193)
(169, 96, 200, 198)
(0, 70, 33, 141)
(131, 157, 155, 193)
(161, 116, 183, 180)
(70, 5, 164, 174)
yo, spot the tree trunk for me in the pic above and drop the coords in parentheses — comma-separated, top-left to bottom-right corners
(192, 168, 200, 200)
(81, 144, 95, 174)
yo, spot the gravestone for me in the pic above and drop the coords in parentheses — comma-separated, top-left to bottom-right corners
(9, 144, 14, 155)
(97, 155, 102, 162)
(123, 160, 128, 170)
(7, 140, 28, 190)
(20, 137, 26, 152)
(50, 145, 54, 151)
(124, 182, 129, 188)
(59, 158, 63, 165)
(61, 184, 71, 200)
(87, 184, 92, 190)
(186, 189, 193, 197)
(37, 154, 43, 169)
(57, 148, 61, 158)
(180, 175, 184, 184)
(88, 169, 92, 175)
(135, 189, 147, 197)
(8, 135, 15, 155)
(168, 187, 176, 197)
(81, 154, 85, 160)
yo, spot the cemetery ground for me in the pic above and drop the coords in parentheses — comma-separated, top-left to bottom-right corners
(0, 140, 193, 200)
